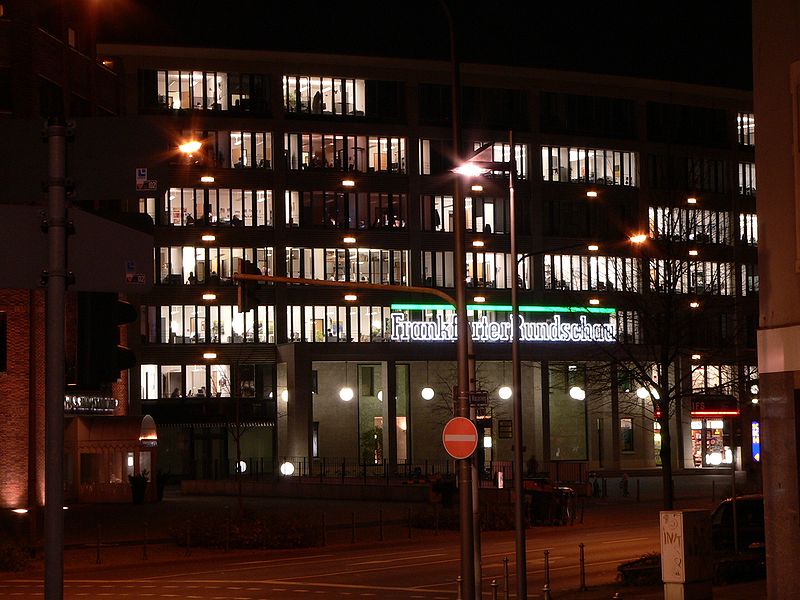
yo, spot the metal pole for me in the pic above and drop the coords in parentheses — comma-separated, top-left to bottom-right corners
(469, 339, 482, 596)
(579, 542, 587, 591)
(491, 579, 499, 600)
(503, 556, 510, 600)
(442, 1, 475, 597)
(45, 118, 67, 600)
(509, 130, 528, 600)
(542, 549, 552, 599)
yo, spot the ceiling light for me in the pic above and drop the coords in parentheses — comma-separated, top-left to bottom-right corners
(200, 175, 215, 183)
(473, 296, 486, 303)
(342, 179, 355, 187)
(586, 190, 598, 198)
(202, 293, 216, 300)
(587, 244, 599, 251)
(203, 352, 217, 359)
(343, 236, 356, 244)
(687, 197, 698, 204)
(689, 249, 699, 256)
(201, 234, 215, 242)
(689, 301, 700, 309)
(453, 163, 490, 177)
(471, 184, 484, 192)
(344, 294, 358, 302)
(472, 240, 485, 247)
(692, 354, 701, 360)
(589, 298, 600, 305)
(630, 234, 647, 244)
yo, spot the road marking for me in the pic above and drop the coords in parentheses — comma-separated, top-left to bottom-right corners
(353, 553, 446, 565)
(601, 537, 650, 544)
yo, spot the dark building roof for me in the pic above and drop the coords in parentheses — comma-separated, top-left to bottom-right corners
(96, 0, 753, 90)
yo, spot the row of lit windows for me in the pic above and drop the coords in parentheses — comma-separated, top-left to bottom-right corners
(422, 252, 533, 290)
(156, 246, 273, 285)
(285, 191, 407, 230)
(141, 363, 232, 399)
(287, 305, 394, 343)
(649, 260, 735, 295)
(648, 207, 732, 245)
(285, 133, 406, 173)
(738, 162, 756, 196)
(286, 247, 409, 286)
(152, 188, 274, 228)
(543, 255, 640, 292)
(420, 195, 508, 234)
(283, 75, 365, 116)
(140, 305, 275, 345)
(541, 146, 638, 186)
(156, 70, 267, 112)
(180, 129, 273, 170)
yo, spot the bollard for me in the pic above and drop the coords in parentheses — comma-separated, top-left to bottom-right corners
(602, 477, 607, 498)
(407, 507, 412, 539)
(503, 556, 510, 600)
(636, 479, 640, 502)
(712, 480, 716, 504)
(322, 512, 327, 546)
(95, 524, 101, 565)
(612, 593, 622, 599)
(225, 505, 230, 552)
(351, 511, 356, 543)
(379, 508, 384, 541)
(142, 521, 148, 561)
(456, 575, 463, 600)
(185, 520, 191, 556)
(491, 578, 499, 600)
(542, 549, 552, 600)
(580, 498, 585, 524)
(579, 543, 587, 591)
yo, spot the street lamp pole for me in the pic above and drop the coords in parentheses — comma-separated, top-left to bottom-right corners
(442, 2, 476, 597)
(508, 130, 528, 599)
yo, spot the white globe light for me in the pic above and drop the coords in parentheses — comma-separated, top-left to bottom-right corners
(421, 387, 435, 400)
(280, 461, 295, 476)
(377, 391, 383, 401)
(636, 387, 650, 399)
(238, 460, 247, 474)
(707, 452, 723, 466)
(498, 386, 513, 400)
(339, 387, 354, 401)
(650, 387, 660, 400)
(750, 384, 759, 395)
(280, 389, 289, 402)
(569, 386, 586, 401)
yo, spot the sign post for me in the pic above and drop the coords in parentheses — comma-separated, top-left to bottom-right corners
(443, 417, 479, 460)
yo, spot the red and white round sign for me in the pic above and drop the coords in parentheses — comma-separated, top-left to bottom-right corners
(442, 417, 479, 460)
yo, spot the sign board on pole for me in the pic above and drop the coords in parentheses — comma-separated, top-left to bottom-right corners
(442, 417, 478, 460)
(660, 510, 713, 599)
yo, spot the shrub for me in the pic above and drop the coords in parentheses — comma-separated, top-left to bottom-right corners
(617, 552, 661, 586)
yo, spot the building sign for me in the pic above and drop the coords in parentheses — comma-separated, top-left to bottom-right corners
(391, 304, 617, 343)
(751, 421, 760, 462)
(64, 395, 118, 414)
(689, 394, 739, 417)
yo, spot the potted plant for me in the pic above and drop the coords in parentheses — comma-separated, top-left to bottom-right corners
(128, 469, 149, 504)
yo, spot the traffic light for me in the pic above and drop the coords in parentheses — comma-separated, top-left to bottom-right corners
(76, 291, 137, 389)
(236, 258, 260, 313)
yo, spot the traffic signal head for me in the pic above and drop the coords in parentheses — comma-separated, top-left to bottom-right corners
(76, 291, 137, 389)
(236, 258, 259, 313)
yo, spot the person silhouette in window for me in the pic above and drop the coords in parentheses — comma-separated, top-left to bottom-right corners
(185, 213, 195, 226)
(187, 272, 197, 285)
(231, 213, 243, 227)
(312, 91, 322, 114)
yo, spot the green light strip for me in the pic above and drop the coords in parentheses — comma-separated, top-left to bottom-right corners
(390, 303, 616, 314)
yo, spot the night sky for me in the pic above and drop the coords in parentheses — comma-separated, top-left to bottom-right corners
(97, 0, 752, 90)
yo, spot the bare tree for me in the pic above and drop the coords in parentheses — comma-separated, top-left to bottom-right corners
(578, 200, 755, 509)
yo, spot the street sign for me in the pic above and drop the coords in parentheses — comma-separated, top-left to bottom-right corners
(442, 417, 478, 460)
(135, 180, 157, 191)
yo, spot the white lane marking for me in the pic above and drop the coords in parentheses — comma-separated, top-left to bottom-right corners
(353, 552, 446, 565)
(601, 537, 650, 544)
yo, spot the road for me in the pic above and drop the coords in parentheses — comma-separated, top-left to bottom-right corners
(0, 503, 660, 599)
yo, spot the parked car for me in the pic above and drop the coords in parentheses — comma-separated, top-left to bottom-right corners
(711, 493, 764, 553)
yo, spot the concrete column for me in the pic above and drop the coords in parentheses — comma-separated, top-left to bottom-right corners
(761, 371, 800, 599)
(382, 361, 397, 471)
(286, 355, 313, 462)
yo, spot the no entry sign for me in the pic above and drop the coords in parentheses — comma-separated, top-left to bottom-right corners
(442, 417, 479, 459)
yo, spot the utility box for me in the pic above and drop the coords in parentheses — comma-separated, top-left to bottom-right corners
(660, 510, 713, 600)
